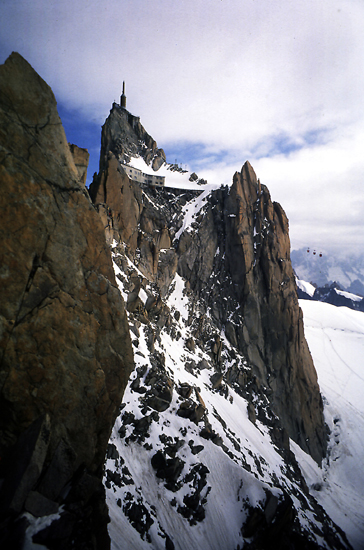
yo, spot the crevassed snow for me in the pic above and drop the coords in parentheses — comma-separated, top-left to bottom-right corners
(294, 300, 364, 550)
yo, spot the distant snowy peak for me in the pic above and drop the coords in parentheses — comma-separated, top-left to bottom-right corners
(296, 278, 315, 297)
(292, 247, 364, 296)
(296, 277, 364, 311)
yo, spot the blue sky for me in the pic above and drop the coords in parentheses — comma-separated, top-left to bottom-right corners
(56, 102, 102, 183)
(1, 0, 363, 256)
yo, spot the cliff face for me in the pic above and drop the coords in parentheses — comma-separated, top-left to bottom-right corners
(91, 107, 326, 464)
(89, 107, 200, 295)
(230, 166, 326, 463)
(178, 163, 326, 462)
(0, 53, 134, 548)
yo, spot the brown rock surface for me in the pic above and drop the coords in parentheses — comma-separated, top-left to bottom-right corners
(177, 162, 326, 463)
(88, 104, 202, 301)
(91, 153, 143, 255)
(69, 143, 90, 185)
(0, 52, 134, 546)
(225, 162, 326, 462)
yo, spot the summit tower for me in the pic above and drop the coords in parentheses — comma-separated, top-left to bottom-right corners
(120, 81, 126, 109)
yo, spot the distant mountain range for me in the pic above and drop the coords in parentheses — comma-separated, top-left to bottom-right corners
(291, 248, 364, 296)
(296, 278, 364, 312)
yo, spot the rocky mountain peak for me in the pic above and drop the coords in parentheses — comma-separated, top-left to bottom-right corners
(90, 102, 327, 464)
(97, 102, 166, 175)
(90, 113, 347, 546)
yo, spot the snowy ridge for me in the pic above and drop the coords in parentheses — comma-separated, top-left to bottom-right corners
(296, 276, 364, 312)
(128, 155, 225, 190)
(174, 190, 212, 240)
(335, 288, 362, 302)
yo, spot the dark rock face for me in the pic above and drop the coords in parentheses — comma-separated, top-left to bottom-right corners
(96, 102, 166, 175)
(0, 53, 134, 547)
(229, 165, 326, 463)
(176, 164, 326, 463)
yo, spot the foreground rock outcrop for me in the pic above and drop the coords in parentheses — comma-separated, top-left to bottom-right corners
(69, 143, 90, 185)
(0, 53, 134, 548)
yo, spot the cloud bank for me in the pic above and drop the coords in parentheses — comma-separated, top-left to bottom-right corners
(1, 0, 363, 255)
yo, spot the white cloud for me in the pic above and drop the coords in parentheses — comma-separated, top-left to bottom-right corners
(1, 0, 363, 255)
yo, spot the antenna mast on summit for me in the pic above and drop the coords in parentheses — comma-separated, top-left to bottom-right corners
(120, 81, 126, 109)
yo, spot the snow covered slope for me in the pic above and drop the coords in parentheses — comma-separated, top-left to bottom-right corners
(103, 252, 354, 549)
(94, 110, 358, 547)
(295, 301, 364, 550)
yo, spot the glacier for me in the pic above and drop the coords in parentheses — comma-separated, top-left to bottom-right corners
(296, 300, 364, 549)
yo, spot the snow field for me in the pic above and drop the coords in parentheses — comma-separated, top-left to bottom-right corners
(294, 300, 364, 549)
